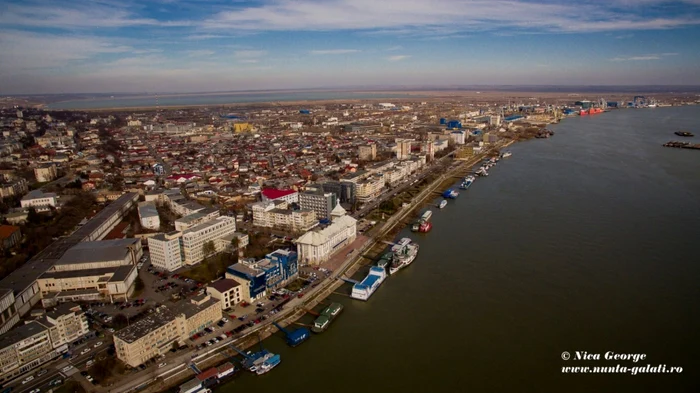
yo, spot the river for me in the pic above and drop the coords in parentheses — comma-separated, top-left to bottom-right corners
(215, 106, 700, 393)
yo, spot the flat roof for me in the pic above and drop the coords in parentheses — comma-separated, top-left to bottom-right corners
(40, 265, 124, 280)
(114, 307, 179, 344)
(56, 238, 139, 266)
(0, 321, 48, 350)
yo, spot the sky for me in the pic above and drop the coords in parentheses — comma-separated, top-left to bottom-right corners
(1, 0, 700, 94)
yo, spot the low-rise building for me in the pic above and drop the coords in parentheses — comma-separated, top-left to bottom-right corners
(0, 226, 21, 250)
(206, 279, 242, 310)
(137, 202, 160, 230)
(174, 208, 220, 231)
(20, 190, 57, 210)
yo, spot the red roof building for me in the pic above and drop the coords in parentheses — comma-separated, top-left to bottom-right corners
(261, 188, 298, 204)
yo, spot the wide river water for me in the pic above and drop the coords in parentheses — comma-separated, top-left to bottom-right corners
(216, 106, 700, 393)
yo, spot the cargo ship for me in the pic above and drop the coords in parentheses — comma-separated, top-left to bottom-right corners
(389, 238, 419, 275)
(311, 302, 344, 333)
(438, 199, 447, 209)
(442, 189, 459, 199)
(675, 131, 695, 137)
(351, 266, 387, 301)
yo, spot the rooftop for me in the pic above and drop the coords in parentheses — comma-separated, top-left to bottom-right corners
(114, 307, 179, 344)
(261, 188, 297, 200)
(0, 225, 20, 240)
(0, 321, 48, 350)
(208, 279, 240, 293)
(56, 238, 139, 266)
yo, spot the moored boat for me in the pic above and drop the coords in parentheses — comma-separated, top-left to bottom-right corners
(418, 221, 432, 233)
(389, 238, 419, 275)
(351, 266, 387, 301)
(438, 199, 447, 209)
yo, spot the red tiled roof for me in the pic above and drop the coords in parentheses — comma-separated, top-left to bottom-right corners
(0, 225, 20, 240)
(261, 188, 297, 200)
(196, 368, 219, 381)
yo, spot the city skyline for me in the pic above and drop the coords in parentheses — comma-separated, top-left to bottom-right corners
(2, 0, 700, 94)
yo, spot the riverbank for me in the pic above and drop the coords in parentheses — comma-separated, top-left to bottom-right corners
(127, 140, 515, 393)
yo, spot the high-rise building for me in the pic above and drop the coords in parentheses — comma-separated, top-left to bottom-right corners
(148, 231, 184, 272)
(395, 138, 412, 160)
(299, 190, 336, 221)
(321, 181, 356, 205)
(358, 144, 377, 161)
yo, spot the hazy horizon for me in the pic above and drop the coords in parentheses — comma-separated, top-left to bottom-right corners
(2, 0, 700, 95)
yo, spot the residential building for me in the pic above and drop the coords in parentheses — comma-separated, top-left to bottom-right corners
(0, 290, 19, 335)
(20, 190, 57, 210)
(395, 138, 412, 160)
(180, 216, 236, 265)
(42, 302, 89, 347)
(206, 279, 242, 310)
(358, 144, 377, 161)
(215, 232, 249, 254)
(34, 164, 58, 183)
(0, 226, 21, 250)
(148, 232, 184, 272)
(252, 201, 316, 232)
(174, 208, 220, 231)
(356, 175, 385, 203)
(299, 190, 336, 221)
(261, 188, 299, 205)
(114, 295, 220, 367)
(450, 130, 466, 145)
(296, 214, 357, 265)
(137, 202, 160, 230)
(0, 322, 61, 384)
(0, 179, 28, 199)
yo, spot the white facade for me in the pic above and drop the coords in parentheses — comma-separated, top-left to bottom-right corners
(181, 217, 236, 265)
(356, 176, 385, 203)
(138, 202, 160, 230)
(450, 131, 466, 145)
(148, 232, 184, 272)
(296, 215, 357, 265)
(20, 190, 57, 209)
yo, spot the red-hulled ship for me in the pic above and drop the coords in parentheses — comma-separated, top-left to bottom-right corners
(580, 109, 589, 115)
(418, 221, 432, 233)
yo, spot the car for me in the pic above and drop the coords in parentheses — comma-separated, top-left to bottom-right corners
(29, 389, 40, 393)
(86, 359, 95, 366)
(22, 376, 35, 384)
(37, 369, 48, 377)
(221, 317, 229, 323)
(81, 348, 91, 355)
(219, 334, 227, 340)
(94, 341, 103, 348)
(158, 362, 167, 368)
(61, 365, 73, 372)
(86, 375, 94, 382)
(297, 293, 304, 298)
(49, 379, 63, 386)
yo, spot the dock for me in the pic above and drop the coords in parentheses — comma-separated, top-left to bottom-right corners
(663, 141, 700, 150)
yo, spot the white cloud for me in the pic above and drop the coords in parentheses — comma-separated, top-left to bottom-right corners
(310, 49, 360, 55)
(609, 52, 679, 61)
(0, 1, 191, 29)
(387, 55, 410, 61)
(186, 50, 216, 57)
(202, 0, 700, 33)
(238, 59, 259, 63)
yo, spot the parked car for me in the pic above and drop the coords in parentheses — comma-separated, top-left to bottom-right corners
(61, 365, 73, 373)
(94, 341, 103, 348)
(81, 348, 91, 355)
(22, 376, 35, 384)
(158, 362, 167, 368)
(37, 369, 48, 377)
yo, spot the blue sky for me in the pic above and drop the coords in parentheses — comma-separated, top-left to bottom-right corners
(1, 0, 700, 94)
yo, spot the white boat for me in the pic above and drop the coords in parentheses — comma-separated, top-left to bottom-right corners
(500, 151, 512, 158)
(421, 210, 433, 222)
(351, 267, 387, 301)
(438, 200, 447, 209)
(389, 239, 419, 275)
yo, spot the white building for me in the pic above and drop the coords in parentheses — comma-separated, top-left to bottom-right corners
(137, 202, 160, 230)
(34, 164, 58, 183)
(356, 175, 385, 203)
(252, 201, 316, 232)
(206, 279, 242, 310)
(450, 130, 466, 145)
(20, 190, 58, 209)
(181, 216, 237, 265)
(261, 188, 299, 205)
(295, 207, 357, 265)
(148, 232, 184, 272)
(174, 208, 220, 231)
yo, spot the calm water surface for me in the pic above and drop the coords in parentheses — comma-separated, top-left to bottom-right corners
(217, 107, 700, 393)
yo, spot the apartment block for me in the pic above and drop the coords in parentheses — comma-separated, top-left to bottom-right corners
(148, 232, 184, 272)
(251, 201, 316, 232)
(0, 179, 28, 199)
(34, 164, 58, 183)
(356, 175, 385, 203)
(114, 295, 220, 368)
(181, 216, 236, 265)
(358, 143, 377, 161)
(174, 208, 220, 231)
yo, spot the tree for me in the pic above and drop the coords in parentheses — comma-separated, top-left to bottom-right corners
(203, 240, 216, 257)
(26, 207, 40, 224)
(230, 236, 240, 250)
(112, 314, 129, 329)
